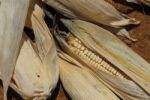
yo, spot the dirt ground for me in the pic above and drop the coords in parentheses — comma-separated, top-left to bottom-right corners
(113, 1, 150, 63)
(0, 1, 150, 100)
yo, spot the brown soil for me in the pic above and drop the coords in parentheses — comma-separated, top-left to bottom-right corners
(0, 1, 150, 100)
(113, 1, 150, 62)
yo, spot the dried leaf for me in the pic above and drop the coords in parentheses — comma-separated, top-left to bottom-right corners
(0, 4, 59, 99)
(127, 0, 150, 6)
(141, 0, 150, 5)
(31, 5, 59, 99)
(43, 0, 139, 41)
(11, 36, 52, 99)
(43, 0, 140, 27)
(25, 0, 42, 28)
(0, 0, 29, 99)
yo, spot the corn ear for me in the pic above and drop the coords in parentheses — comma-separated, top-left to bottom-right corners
(10, 36, 53, 99)
(58, 51, 119, 100)
(0, 0, 29, 99)
(43, 0, 140, 27)
(0, 4, 59, 99)
(55, 19, 150, 99)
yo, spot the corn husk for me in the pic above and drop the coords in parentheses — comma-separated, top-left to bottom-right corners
(127, 0, 150, 6)
(43, 0, 140, 27)
(140, 0, 150, 5)
(25, 0, 42, 28)
(58, 51, 119, 100)
(0, 5, 59, 99)
(55, 19, 150, 99)
(30, 5, 59, 99)
(10, 35, 57, 99)
(0, 0, 29, 99)
(43, 0, 139, 41)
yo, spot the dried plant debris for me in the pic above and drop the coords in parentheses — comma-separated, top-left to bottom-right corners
(0, 0, 29, 99)
(54, 19, 150, 99)
(42, 0, 140, 27)
(126, 0, 140, 4)
(140, 0, 150, 5)
(43, 0, 140, 41)
(127, 0, 150, 6)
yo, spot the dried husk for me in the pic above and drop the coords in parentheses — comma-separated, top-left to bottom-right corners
(0, 4, 59, 99)
(55, 19, 150, 99)
(127, 0, 150, 6)
(31, 5, 59, 99)
(42, 0, 140, 27)
(25, 0, 43, 28)
(10, 36, 56, 99)
(58, 51, 119, 100)
(0, 0, 29, 99)
(140, 0, 150, 5)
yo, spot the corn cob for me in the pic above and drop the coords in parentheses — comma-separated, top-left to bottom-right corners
(55, 19, 150, 99)
(67, 34, 126, 79)
(58, 51, 119, 100)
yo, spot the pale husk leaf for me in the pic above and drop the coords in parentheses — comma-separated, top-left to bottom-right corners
(25, 0, 42, 28)
(11, 36, 54, 99)
(9, 14, 59, 98)
(127, 0, 150, 6)
(0, 0, 29, 99)
(43, 0, 140, 27)
(140, 0, 150, 5)
(0, 4, 59, 99)
(31, 5, 59, 99)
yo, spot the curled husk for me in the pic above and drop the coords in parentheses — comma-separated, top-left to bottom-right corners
(0, 0, 29, 99)
(42, 0, 140, 27)
(58, 51, 119, 100)
(55, 19, 150, 99)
